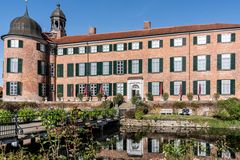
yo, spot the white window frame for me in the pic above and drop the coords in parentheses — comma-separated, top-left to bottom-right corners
(117, 61, 124, 74)
(174, 81, 182, 95)
(41, 83, 46, 97)
(90, 46, 97, 53)
(103, 83, 109, 96)
(90, 63, 97, 75)
(10, 82, 18, 96)
(79, 63, 85, 76)
(152, 58, 160, 73)
(152, 82, 159, 96)
(221, 54, 231, 70)
(40, 44, 46, 52)
(117, 43, 124, 51)
(10, 58, 18, 73)
(151, 139, 159, 153)
(79, 46, 85, 54)
(221, 80, 231, 95)
(174, 38, 183, 47)
(10, 40, 19, 48)
(221, 33, 231, 43)
(197, 142, 207, 157)
(51, 84, 55, 92)
(90, 84, 97, 96)
(132, 42, 140, 50)
(197, 55, 206, 71)
(132, 60, 139, 74)
(102, 44, 110, 52)
(57, 48, 63, 55)
(50, 63, 55, 77)
(67, 48, 73, 55)
(117, 83, 124, 95)
(197, 81, 206, 95)
(78, 84, 85, 94)
(174, 57, 182, 72)
(197, 35, 207, 45)
(103, 62, 109, 75)
(152, 40, 160, 48)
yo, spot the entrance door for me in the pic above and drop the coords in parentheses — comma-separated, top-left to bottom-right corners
(132, 85, 140, 98)
(127, 79, 144, 101)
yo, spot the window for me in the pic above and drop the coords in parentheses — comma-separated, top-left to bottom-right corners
(90, 84, 97, 96)
(117, 83, 124, 95)
(90, 63, 97, 75)
(174, 38, 183, 46)
(78, 84, 85, 94)
(10, 82, 18, 96)
(117, 61, 124, 74)
(90, 46, 97, 53)
(40, 44, 45, 52)
(152, 40, 160, 48)
(39, 83, 46, 97)
(103, 44, 110, 52)
(174, 81, 182, 95)
(57, 48, 63, 55)
(103, 62, 110, 75)
(68, 48, 73, 55)
(152, 59, 160, 73)
(221, 54, 231, 70)
(174, 57, 182, 71)
(132, 60, 139, 74)
(51, 84, 54, 92)
(152, 82, 159, 96)
(79, 46, 85, 54)
(117, 43, 124, 51)
(103, 84, 109, 96)
(57, 64, 64, 77)
(197, 55, 206, 71)
(221, 80, 231, 94)
(10, 58, 18, 73)
(132, 42, 140, 50)
(221, 33, 231, 43)
(151, 139, 159, 153)
(198, 81, 206, 95)
(79, 63, 85, 76)
(197, 142, 207, 157)
(197, 35, 207, 45)
(50, 63, 55, 77)
(38, 61, 46, 75)
(8, 40, 23, 48)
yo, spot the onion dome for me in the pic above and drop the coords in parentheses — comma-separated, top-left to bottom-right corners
(51, 4, 66, 20)
(7, 8, 42, 39)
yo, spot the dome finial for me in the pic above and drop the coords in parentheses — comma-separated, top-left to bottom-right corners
(24, 0, 29, 17)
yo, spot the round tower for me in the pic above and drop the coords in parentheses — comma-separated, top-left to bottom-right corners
(1, 6, 47, 102)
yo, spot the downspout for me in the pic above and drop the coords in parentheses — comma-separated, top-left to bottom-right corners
(188, 32, 191, 94)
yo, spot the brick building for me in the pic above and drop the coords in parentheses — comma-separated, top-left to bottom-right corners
(1, 4, 240, 102)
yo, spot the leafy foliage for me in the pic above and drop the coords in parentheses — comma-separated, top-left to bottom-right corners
(18, 108, 36, 123)
(113, 94, 124, 106)
(0, 109, 12, 123)
(146, 93, 153, 101)
(163, 93, 169, 101)
(216, 98, 240, 120)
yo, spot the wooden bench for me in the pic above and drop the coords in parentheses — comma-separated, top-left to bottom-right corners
(160, 108, 173, 115)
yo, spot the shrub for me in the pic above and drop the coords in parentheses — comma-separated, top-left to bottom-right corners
(100, 100, 114, 109)
(146, 93, 153, 101)
(18, 108, 36, 123)
(190, 102, 199, 108)
(113, 94, 124, 106)
(214, 93, 220, 101)
(135, 108, 144, 120)
(173, 101, 186, 109)
(40, 108, 67, 127)
(163, 93, 169, 101)
(187, 93, 193, 101)
(131, 95, 141, 105)
(77, 93, 84, 101)
(216, 109, 230, 120)
(124, 109, 135, 119)
(96, 93, 103, 101)
(216, 98, 240, 120)
(0, 109, 12, 123)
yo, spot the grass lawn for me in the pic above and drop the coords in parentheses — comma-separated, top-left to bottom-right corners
(143, 114, 240, 129)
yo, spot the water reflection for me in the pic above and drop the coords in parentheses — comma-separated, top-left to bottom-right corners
(96, 127, 240, 159)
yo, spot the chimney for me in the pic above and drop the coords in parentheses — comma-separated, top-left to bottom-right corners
(88, 27, 96, 35)
(144, 21, 151, 29)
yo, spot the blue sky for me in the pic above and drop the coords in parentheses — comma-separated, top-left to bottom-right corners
(0, 0, 239, 85)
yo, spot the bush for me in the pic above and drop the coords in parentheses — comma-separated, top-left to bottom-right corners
(135, 108, 144, 120)
(216, 98, 240, 120)
(97, 93, 103, 101)
(163, 93, 169, 101)
(77, 93, 84, 101)
(187, 93, 193, 101)
(146, 93, 153, 101)
(124, 109, 135, 119)
(0, 109, 12, 123)
(216, 109, 230, 120)
(131, 95, 141, 105)
(113, 94, 124, 106)
(100, 100, 114, 109)
(173, 101, 186, 109)
(40, 108, 67, 127)
(214, 93, 220, 101)
(18, 108, 36, 123)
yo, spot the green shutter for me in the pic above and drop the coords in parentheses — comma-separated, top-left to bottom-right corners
(6, 82, 10, 95)
(128, 60, 132, 74)
(85, 63, 89, 76)
(182, 57, 186, 71)
(109, 61, 112, 75)
(170, 39, 174, 47)
(73, 47, 79, 54)
(124, 43, 127, 50)
(97, 84, 101, 94)
(159, 58, 163, 72)
(170, 82, 174, 95)
(36, 43, 40, 51)
(113, 83, 117, 96)
(57, 64, 63, 77)
(7, 40, 11, 48)
(207, 35, 211, 43)
(217, 80, 221, 94)
(57, 84, 64, 95)
(85, 46, 90, 53)
(148, 41, 152, 48)
(109, 44, 113, 51)
(206, 80, 210, 95)
(39, 83, 42, 97)
(124, 60, 127, 74)
(67, 84, 73, 97)
(231, 53, 235, 70)
(109, 83, 112, 96)
(38, 61, 41, 75)
(63, 48, 67, 55)
(97, 45, 103, 52)
(182, 38, 186, 46)
(7, 58, 11, 73)
(148, 82, 152, 94)
(67, 63, 74, 77)
(170, 57, 174, 72)
(231, 80, 235, 95)
(182, 81, 186, 95)
(148, 59, 152, 73)
(139, 42, 143, 49)
(217, 54, 222, 70)
(128, 43, 132, 50)
(231, 33, 236, 42)
(123, 83, 127, 96)
(17, 82, 21, 95)
(97, 62, 103, 75)
(139, 60, 142, 73)
(193, 56, 197, 71)
(76, 63, 79, 76)
(193, 81, 197, 95)
(76, 84, 79, 96)
(113, 61, 117, 74)
(160, 40, 163, 48)
(217, 34, 221, 43)
(18, 59, 23, 73)
(206, 55, 210, 71)
(19, 40, 23, 48)
(113, 44, 117, 51)
(193, 36, 197, 45)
